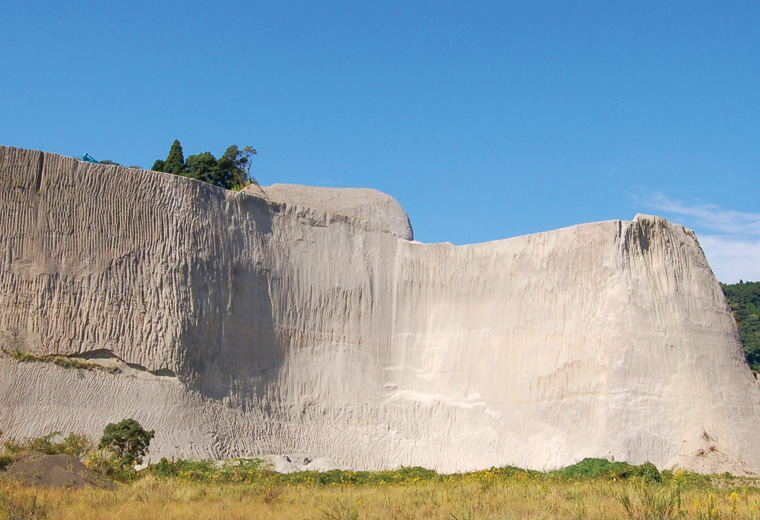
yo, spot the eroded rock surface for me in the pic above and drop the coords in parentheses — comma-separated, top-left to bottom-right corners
(1, 145, 759, 474)
(244, 182, 414, 240)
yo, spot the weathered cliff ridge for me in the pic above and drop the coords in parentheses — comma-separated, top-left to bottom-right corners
(242, 182, 414, 241)
(1, 145, 759, 474)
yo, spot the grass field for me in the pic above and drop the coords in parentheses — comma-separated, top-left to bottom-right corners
(2, 460, 760, 519)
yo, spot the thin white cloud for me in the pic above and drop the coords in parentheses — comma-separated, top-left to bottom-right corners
(697, 235, 760, 284)
(647, 194, 760, 235)
(643, 194, 760, 283)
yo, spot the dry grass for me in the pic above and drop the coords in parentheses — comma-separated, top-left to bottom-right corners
(3, 471, 760, 520)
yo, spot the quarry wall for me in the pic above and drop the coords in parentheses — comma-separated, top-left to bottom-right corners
(1, 145, 759, 474)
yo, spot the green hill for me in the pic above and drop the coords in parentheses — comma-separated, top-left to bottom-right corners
(721, 281, 760, 372)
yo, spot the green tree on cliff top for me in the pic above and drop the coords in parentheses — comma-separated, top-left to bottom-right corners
(152, 139, 186, 175)
(152, 140, 256, 190)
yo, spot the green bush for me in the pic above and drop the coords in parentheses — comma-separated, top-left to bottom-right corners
(84, 449, 137, 482)
(549, 458, 664, 483)
(2, 431, 92, 458)
(218, 458, 268, 482)
(550, 458, 637, 480)
(148, 457, 217, 482)
(98, 418, 154, 468)
(0, 454, 13, 470)
(635, 461, 662, 483)
(146, 457, 272, 484)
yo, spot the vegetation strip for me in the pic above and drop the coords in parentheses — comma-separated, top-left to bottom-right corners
(3, 428, 760, 519)
(723, 281, 760, 373)
(6, 350, 121, 374)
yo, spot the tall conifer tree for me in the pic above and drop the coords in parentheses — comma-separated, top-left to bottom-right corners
(163, 140, 186, 175)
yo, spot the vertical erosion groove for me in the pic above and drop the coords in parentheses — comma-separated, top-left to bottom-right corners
(34, 151, 44, 194)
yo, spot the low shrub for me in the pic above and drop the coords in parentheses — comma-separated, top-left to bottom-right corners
(147, 458, 272, 484)
(2, 432, 92, 458)
(550, 458, 637, 480)
(84, 450, 136, 482)
(634, 461, 662, 483)
(549, 458, 664, 482)
(147, 458, 217, 482)
(218, 458, 269, 482)
(0, 454, 13, 471)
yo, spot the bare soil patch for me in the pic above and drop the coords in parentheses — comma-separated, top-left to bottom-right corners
(4, 452, 113, 490)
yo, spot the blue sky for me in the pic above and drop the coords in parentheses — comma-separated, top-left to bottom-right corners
(2, 1, 758, 282)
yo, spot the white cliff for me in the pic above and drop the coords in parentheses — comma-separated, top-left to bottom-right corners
(1, 145, 758, 474)
(243, 182, 414, 241)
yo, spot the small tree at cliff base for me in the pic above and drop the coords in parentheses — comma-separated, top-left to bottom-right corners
(98, 418, 154, 467)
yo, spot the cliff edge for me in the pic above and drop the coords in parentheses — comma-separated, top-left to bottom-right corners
(243, 182, 413, 240)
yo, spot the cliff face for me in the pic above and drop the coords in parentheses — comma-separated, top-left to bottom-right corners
(1, 145, 759, 474)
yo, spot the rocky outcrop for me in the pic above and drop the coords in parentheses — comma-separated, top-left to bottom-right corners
(243, 183, 414, 240)
(1, 145, 759, 474)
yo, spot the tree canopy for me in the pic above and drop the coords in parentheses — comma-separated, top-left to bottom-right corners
(98, 418, 155, 467)
(152, 140, 256, 190)
(721, 280, 760, 372)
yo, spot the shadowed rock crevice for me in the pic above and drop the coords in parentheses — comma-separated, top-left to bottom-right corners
(34, 151, 43, 194)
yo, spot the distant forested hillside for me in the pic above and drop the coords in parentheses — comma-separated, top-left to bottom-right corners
(721, 281, 760, 372)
